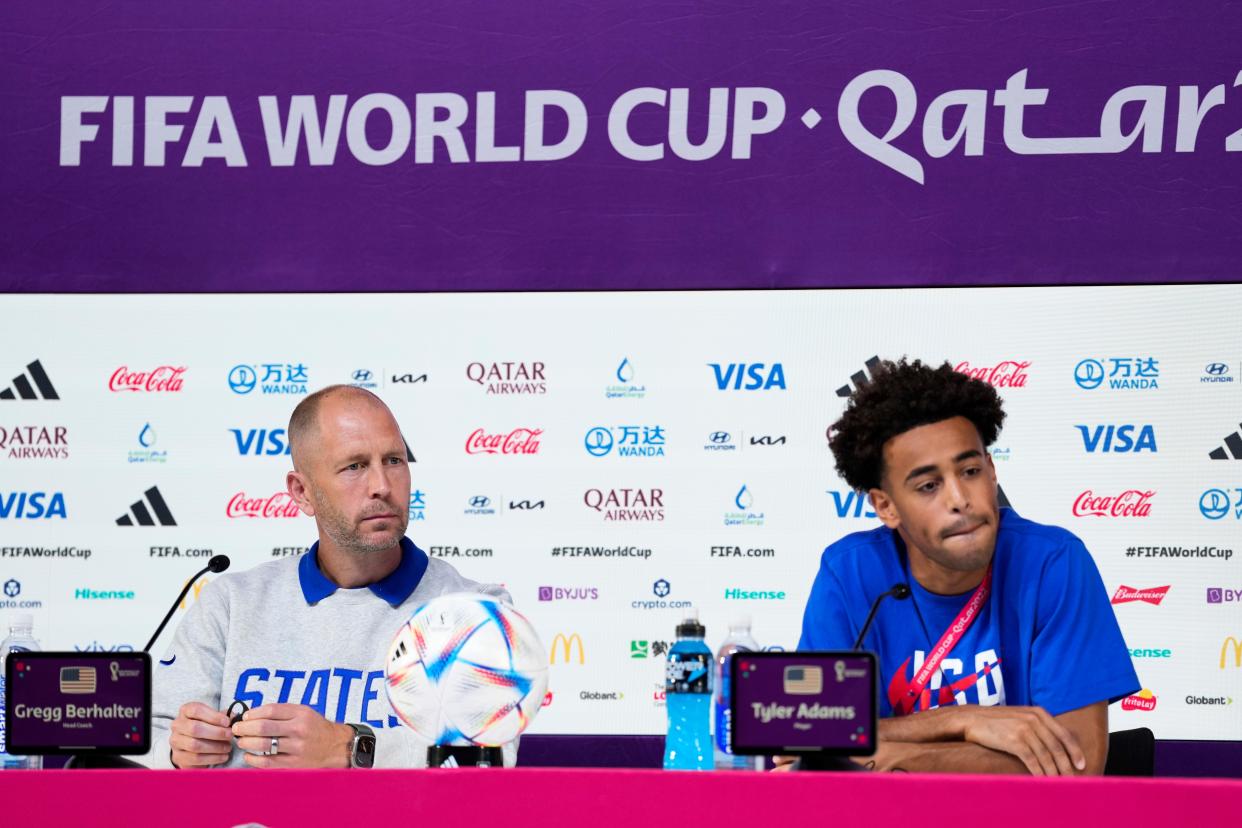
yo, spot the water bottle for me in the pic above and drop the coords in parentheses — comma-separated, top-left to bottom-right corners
(1, 614, 42, 770)
(663, 609, 712, 770)
(713, 614, 762, 770)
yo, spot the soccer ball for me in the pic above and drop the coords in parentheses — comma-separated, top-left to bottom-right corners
(385, 593, 549, 747)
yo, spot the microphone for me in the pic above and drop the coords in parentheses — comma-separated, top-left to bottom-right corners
(143, 555, 231, 652)
(851, 583, 911, 650)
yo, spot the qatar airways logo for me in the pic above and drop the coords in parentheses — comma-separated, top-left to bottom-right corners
(1111, 585, 1170, 606)
(955, 361, 1030, 388)
(465, 428, 543, 455)
(226, 492, 302, 519)
(108, 366, 186, 393)
(1072, 489, 1155, 518)
(583, 488, 665, 522)
(465, 362, 546, 395)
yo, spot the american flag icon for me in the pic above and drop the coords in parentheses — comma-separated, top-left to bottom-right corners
(783, 665, 823, 695)
(60, 666, 97, 694)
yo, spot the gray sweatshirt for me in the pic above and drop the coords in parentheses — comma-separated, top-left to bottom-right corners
(139, 539, 515, 768)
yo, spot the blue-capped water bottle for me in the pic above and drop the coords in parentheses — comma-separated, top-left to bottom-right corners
(663, 609, 712, 770)
(1, 613, 42, 770)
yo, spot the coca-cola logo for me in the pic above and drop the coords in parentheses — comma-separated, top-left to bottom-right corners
(1121, 690, 1157, 712)
(226, 492, 302, 519)
(465, 428, 543, 455)
(1072, 489, 1155, 517)
(955, 360, 1031, 388)
(109, 365, 187, 393)
(1111, 585, 1170, 605)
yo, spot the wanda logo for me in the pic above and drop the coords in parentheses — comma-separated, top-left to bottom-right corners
(227, 492, 302, 519)
(1072, 489, 1155, 517)
(108, 366, 186, 393)
(465, 428, 543, 455)
(955, 361, 1030, 388)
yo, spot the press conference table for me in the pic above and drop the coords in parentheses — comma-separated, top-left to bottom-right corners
(5, 768, 1237, 827)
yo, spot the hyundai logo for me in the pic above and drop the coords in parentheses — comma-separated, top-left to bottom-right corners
(1200, 488, 1231, 520)
(584, 427, 614, 457)
(352, 369, 373, 382)
(469, 496, 491, 508)
(708, 431, 732, 444)
(1206, 363, 1230, 376)
(1073, 359, 1105, 390)
(228, 365, 258, 395)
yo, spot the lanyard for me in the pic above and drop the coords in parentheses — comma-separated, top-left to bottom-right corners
(892, 562, 992, 716)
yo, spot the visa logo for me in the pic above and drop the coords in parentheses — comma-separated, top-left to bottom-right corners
(231, 428, 292, 456)
(829, 490, 875, 518)
(1076, 425, 1157, 453)
(709, 363, 786, 391)
(0, 491, 67, 519)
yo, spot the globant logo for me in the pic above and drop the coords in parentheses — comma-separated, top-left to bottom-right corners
(1072, 489, 1154, 517)
(1073, 357, 1159, 391)
(408, 490, 426, 522)
(1076, 425, 1157, 453)
(1111, 585, 1170, 605)
(583, 488, 665, 522)
(465, 428, 543, 455)
(584, 425, 665, 458)
(0, 492, 67, 520)
(1186, 695, 1234, 706)
(228, 363, 309, 396)
(724, 588, 787, 601)
(109, 365, 186, 393)
(226, 492, 302, 519)
(231, 428, 291, 456)
(1207, 587, 1240, 604)
(538, 586, 599, 602)
(955, 360, 1030, 388)
(579, 691, 624, 701)
(1199, 487, 1242, 520)
(724, 484, 765, 527)
(464, 495, 496, 516)
(1121, 689, 1157, 711)
(465, 361, 546, 395)
(75, 588, 136, 601)
(128, 423, 167, 464)
(709, 363, 786, 391)
(606, 358, 646, 399)
(0, 425, 68, 461)
(1201, 362, 1235, 384)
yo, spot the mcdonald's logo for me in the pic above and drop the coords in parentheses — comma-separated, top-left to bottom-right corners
(1222, 636, 1242, 669)
(549, 633, 585, 665)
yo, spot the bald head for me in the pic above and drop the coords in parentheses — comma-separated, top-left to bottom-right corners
(288, 385, 393, 472)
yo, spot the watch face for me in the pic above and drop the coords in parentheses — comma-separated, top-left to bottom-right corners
(354, 734, 376, 768)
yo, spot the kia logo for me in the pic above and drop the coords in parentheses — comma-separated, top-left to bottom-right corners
(584, 427, 613, 457)
(228, 365, 257, 395)
(352, 369, 373, 382)
(1206, 363, 1229, 376)
(709, 431, 731, 444)
(469, 496, 491, 508)
(1200, 488, 1231, 520)
(1074, 359, 1105, 390)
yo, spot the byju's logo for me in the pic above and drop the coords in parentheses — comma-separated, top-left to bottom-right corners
(129, 423, 167, 464)
(1201, 363, 1235, 384)
(1072, 489, 1154, 518)
(709, 363, 786, 391)
(464, 495, 496, 516)
(116, 486, 177, 527)
(1076, 425, 1157, 453)
(350, 369, 380, 390)
(231, 428, 291, 456)
(583, 488, 665, 522)
(0, 426, 68, 460)
(955, 360, 1031, 388)
(466, 361, 546, 395)
(606, 358, 646, 399)
(109, 365, 186, 393)
(0, 492, 67, 520)
(725, 484, 765, 527)
(1199, 488, 1242, 520)
(584, 425, 665, 458)
(836, 356, 882, 397)
(1074, 357, 1159, 391)
(228, 363, 309, 395)
(538, 586, 599, 602)
(1207, 588, 1241, 604)
(828, 490, 876, 519)
(1208, 423, 1242, 460)
(408, 490, 426, 521)
(1111, 585, 1170, 605)
(465, 428, 543, 455)
(0, 359, 59, 400)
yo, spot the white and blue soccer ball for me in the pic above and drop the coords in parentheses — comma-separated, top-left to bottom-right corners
(385, 593, 549, 747)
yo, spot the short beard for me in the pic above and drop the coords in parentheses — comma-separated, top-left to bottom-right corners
(311, 492, 406, 554)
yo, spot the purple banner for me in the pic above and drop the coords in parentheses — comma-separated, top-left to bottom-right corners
(2, 1, 1240, 292)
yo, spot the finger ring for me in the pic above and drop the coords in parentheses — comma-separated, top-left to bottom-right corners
(266, 736, 280, 756)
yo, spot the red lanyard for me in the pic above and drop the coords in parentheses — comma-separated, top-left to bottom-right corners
(892, 562, 992, 716)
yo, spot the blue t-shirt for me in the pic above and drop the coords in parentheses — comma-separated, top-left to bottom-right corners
(798, 509, 1139, 718)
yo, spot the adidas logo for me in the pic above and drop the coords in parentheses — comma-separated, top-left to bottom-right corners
(0, 360, 59, 400)
(836, 356, 882, 398)
(116, 486, 177, 527)
(1209, 425, 1242, 460)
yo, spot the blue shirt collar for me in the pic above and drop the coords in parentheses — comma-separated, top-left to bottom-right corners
(297, 537, 429, 606)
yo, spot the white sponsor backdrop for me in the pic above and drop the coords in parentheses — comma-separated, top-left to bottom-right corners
(1, 287, 1239, 741)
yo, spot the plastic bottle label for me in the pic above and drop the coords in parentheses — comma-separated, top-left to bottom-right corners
(665, 652, 711, 694)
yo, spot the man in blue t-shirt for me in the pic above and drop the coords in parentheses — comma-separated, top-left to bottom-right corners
(799, 358, 1138, 775)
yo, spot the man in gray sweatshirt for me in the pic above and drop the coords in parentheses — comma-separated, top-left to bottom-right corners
(142, 385, 511, 769)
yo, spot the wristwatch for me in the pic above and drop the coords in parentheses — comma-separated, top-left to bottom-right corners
(345, 723, 376, 768)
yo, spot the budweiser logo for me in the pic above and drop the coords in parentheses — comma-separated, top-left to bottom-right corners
(109, 365, 187, 393)
(1072, 489, 1155, 517)
(955, 360, 1031, 388)
(227, 492, 302, 519)
(465, 428, 543, 455)
(1111, 585, 1170, 605)
(1121, 690, 1157, 712)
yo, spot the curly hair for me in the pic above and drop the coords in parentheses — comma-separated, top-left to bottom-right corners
(829, 358, 1005, 492)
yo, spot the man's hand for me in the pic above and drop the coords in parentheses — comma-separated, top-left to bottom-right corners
(960, 705, 1086, 776)
(232, 703, 355, 769)
(169, 702, 233, 768)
